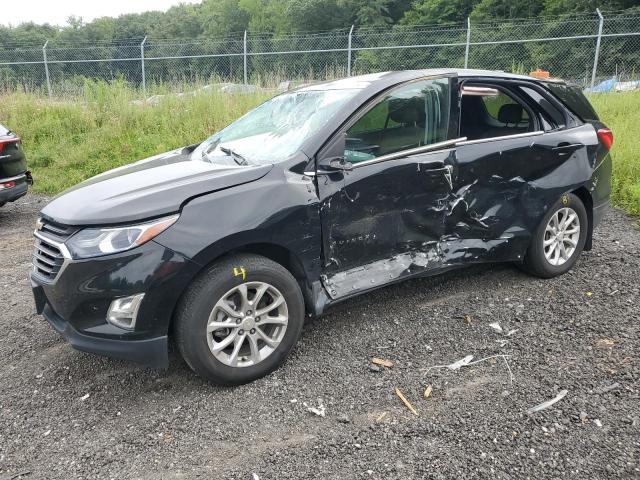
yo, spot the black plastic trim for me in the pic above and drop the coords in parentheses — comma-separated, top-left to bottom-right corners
(40, 303, 169, 369)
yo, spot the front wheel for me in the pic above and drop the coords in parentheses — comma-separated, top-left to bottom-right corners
(521, 193, 588, 278)
(175, 254, 305, 385)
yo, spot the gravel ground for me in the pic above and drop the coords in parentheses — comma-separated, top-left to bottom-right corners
(0, 193, 638, 480)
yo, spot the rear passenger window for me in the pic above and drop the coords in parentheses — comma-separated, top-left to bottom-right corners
(460, 88, 533, 141)
(344, 78, 451, 163)
(520, 86, 565, 131)
(483, 94, 531, 125)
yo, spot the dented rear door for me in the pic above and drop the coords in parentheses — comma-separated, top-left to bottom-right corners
(448, 131, 548, 263)
(449, 125, 596, 265)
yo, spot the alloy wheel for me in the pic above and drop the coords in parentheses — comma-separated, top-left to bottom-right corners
(543, 207, 581, 266)
(206, 281, 289, 367)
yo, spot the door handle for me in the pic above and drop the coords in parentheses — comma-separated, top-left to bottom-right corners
(304, 169, 338, 176)
(419, 160, 446, 170)
(552, 143, 583, 154)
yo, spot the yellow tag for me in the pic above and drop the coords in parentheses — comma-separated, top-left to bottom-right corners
(562, 194, 569, 205)
(233, 266, 246, 280)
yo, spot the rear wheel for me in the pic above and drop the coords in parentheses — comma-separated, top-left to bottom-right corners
(521, 193, 588, 278)
(175, 254, 304, 385)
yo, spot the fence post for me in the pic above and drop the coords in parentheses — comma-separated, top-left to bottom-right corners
(347, 25, 354, 76)
(591, 9, 604, 89)
(42, 40, 52, 97)
(243, 30, 248, 84)
(140, 36, 147, 96)
(464, 17, 471, 68)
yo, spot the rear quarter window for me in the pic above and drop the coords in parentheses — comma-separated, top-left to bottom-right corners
(519, 86, 566, 130)
(545, 83, 599, 121)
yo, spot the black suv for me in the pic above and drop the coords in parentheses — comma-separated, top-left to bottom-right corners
(0, 123, 31, 207)
(31, 69, 612, 385)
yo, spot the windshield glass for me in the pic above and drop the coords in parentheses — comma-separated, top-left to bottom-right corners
(192, 88, 360, 164)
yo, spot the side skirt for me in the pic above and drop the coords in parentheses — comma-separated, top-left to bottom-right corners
(312, 235, 529, 315)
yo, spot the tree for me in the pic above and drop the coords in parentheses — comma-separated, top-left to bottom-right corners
(402, 0, 481, 25)
(200, 0, 251, 36)
(543, 0, 640, 16)
(340, 0, 407, 26)
(470, 0, 544, 21)
(238, 0, 288, 33)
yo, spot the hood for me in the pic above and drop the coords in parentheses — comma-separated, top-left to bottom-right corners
(41, 147, 272, 226)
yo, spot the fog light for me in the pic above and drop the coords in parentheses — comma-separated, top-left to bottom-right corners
(107, 293, 144, 330)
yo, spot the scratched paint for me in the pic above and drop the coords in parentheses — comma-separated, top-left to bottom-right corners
(320, 123, 608, 300)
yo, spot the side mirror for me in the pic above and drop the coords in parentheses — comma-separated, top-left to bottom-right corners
(328, 156, 353, 171)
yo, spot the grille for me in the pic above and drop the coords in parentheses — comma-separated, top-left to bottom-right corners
(33, 237, 65, 280)
(38, 220, 77, 240)
(32, 219, 76, 282)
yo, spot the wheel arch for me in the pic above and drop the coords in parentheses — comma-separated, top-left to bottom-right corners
(168, 240, 318, 336)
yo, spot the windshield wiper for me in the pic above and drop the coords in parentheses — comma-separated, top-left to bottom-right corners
(220, 146, 250, 166)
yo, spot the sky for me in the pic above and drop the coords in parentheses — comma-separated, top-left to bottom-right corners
(2, 0, 202, 27)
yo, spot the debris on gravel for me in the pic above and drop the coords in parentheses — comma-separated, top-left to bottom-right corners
(302, 400, 326, 418)
(394, 387, 419, 416)
(370, 358, 393, 369)
(527, 389, 569, 414)
(423, 384, 433, 399)
(1, 194, 639, 479)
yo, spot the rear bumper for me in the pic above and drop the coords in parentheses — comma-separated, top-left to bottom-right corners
(37, 300, 168, 368)
(593, 199, 609, 229)
(0, 172, 30, 204)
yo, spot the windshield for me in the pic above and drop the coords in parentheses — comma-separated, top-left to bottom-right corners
(192, 88, 360, 165)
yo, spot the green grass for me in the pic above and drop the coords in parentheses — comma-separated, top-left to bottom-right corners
(588, 92, 640, 216)
(0, 82, 638, 216)
(0, 80, 271, 193)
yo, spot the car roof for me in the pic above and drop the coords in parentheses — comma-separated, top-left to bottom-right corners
(297, 69, 564, 92)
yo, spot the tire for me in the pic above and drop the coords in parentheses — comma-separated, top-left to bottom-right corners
(175, 254, 305, 385)
(521, 193, 588, 278)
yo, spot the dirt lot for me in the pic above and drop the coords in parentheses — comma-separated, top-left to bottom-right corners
(0, 194, 638, 480)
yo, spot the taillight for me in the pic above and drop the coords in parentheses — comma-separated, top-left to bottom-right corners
(0, 137, 20, 154)
(0, 181, 16, 190)
(597, 128, 613, 150)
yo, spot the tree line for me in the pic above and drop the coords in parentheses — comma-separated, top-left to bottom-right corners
(2, 0, 638, 46)
(1, 0, 639, 93)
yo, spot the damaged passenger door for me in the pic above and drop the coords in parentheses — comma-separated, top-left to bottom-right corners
(450, 81, 592, 265)
(315, 76, 462, 299)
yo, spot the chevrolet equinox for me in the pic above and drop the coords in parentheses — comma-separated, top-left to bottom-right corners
(31, 69, 613, 385)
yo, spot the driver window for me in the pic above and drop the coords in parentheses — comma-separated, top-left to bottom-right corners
(344, 78, 451, 163)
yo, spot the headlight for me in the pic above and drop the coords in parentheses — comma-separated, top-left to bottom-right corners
(66, 214, 179, 259)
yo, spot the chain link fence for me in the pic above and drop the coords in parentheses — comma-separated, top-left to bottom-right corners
(1, 10, 639, 97)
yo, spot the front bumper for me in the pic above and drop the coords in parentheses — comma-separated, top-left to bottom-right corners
(31, 239, 200, 369)
(0, 172, 30, 204)
(36, 299, 169, 367)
